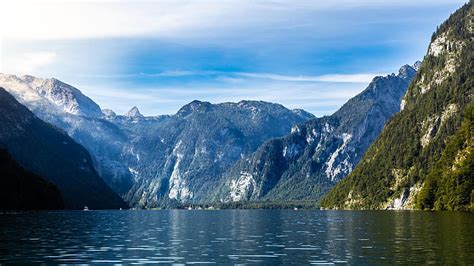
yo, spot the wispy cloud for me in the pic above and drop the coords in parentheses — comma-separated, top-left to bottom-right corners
(236, 72, 380, 83)
(0, 0, 464, 117)
(4, 51, 57, 74)
(78, 70, 380, 83)
(1, 1, 464, 40)
(77, 70, 213, 79)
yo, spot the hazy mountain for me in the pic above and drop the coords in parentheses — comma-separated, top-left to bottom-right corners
(321, 2, 473, 210)
(0, 73, 134, 195)
(213, 64, 418, 203)
(0, 88, 128, 209)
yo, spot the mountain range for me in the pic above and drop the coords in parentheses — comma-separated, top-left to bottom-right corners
(0, 3, 470, 211)
(0, 74, 315, 208)
(117, 100, 315, 207)
(0, 63, 415, 209)
(212, 64, 417, 203)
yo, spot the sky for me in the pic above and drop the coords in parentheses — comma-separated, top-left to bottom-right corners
(0, 0, 467, 116)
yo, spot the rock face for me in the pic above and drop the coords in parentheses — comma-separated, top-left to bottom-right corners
(125, 106, 144, 118)
(0, 88, 128, 209)
(321, 2, 473, 211)
(0, 147, 64, 210)
(115, 100, 314, 207)
(213, 64, 417, 203)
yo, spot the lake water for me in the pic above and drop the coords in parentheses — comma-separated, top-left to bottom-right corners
(0, 210, 472, 264)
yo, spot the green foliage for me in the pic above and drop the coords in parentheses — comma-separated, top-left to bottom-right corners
(415, 104, 473, 211)
(321, 2, 473, 210)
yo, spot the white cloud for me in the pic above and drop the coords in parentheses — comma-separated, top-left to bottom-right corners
(4, 51, 57, 75)
(78, 70, 380, 83)
(0, 1, 249, 40)
(236, 72, 379, 83)
(0, 0, 463, 41)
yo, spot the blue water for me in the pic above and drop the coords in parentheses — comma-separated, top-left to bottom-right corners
(0, 210, 473, 264)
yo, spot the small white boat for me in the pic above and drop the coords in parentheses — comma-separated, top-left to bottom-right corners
(187, 206, 193, 210)
(83, 206, 89, 211)
(293, 207, 298, 211)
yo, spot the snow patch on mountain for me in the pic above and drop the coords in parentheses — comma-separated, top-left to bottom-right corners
(0, 73, 102, 117)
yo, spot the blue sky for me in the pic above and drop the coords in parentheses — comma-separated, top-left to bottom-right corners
(0, 0, 466, 116)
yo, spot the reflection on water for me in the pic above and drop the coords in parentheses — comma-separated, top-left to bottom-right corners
(0, 210, 472, 264)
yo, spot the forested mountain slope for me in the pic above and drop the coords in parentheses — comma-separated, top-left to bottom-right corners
(321, 2, 473, 211)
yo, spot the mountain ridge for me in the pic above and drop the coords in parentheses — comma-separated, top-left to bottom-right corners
(0, 87, 128, 209)
(321, 2, 473, 210)
(213, 62, 418, 203)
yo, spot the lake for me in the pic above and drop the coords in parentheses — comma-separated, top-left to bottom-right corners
(0, 210, 472, 264)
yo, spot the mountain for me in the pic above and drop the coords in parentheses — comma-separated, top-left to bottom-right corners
(213, 64, 418, 203)
(321, 3, 473, 211)
(0, 73, 314, 208)
(125, 106, 144, 118)
(114, 100, 315, 207)
(0, 74, 102, 117)
(0, 88, 128, 209)
(0, 73, 134, 195)
(0, 147, 64, 210)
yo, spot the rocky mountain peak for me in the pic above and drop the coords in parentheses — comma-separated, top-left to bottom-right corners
(413, 61, 422, 71)
(176, 100, 213, 117)
(398, 64, 417, 80)
(102, 109, 117, 118)
(125, 106, 144, 118)
(292, 109, 315, 120)
(0, 73, 103, 117)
